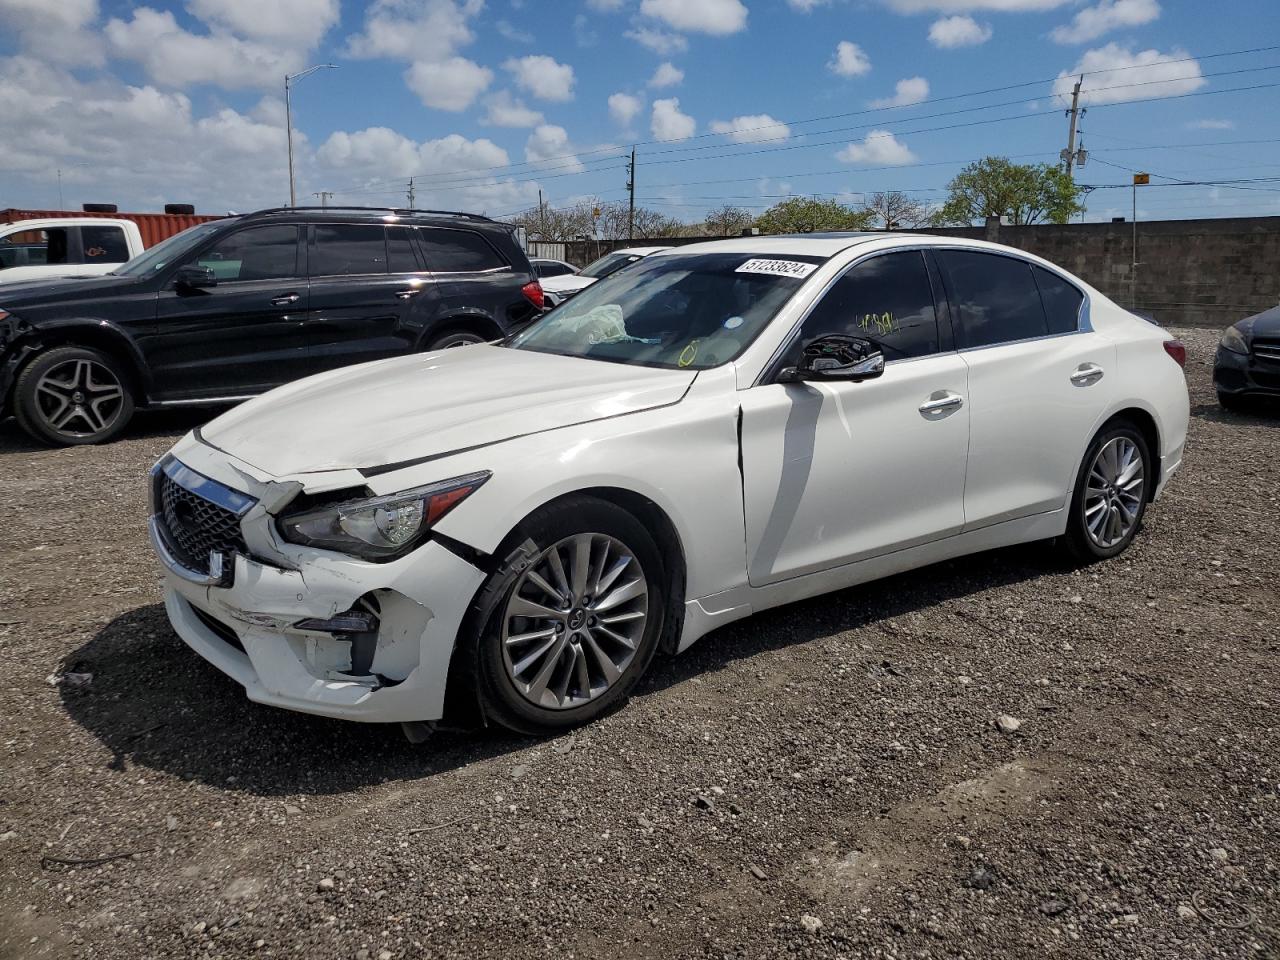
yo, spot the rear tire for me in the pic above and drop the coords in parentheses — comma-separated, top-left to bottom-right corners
(1061, 420, 1151, 564)
(13, 346, 135, 446)
(426, 328, 487, 350)
(470, 496, 665, 736)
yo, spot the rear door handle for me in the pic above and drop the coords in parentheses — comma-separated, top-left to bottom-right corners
(271, 293, 301, 306)
(919, 391, 964, 415)
(1070, 363, 1105, 386)
(395, 288, 423, 300)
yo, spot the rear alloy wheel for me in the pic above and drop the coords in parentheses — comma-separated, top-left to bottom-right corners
(427, 329, 487, 350)
(471, 496, 665, 735)
(14, 346, 135, 446)
(1062, 422, 1150, 562)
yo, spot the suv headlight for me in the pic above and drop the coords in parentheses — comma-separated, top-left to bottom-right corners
(277, 471, 490, 561)
(1219, 326, 1248, 355)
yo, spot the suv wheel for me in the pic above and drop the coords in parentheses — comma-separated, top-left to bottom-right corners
(1061, 420, 1150, 563)
(14, 346, 135, 446)
(470, 496, 665, 735)
(427, 329, 487, 350)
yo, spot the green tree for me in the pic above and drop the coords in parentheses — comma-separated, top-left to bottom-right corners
(861, 191, 935, 230)
(937, 157, 1084, 226)
(755, 196, 875, 234)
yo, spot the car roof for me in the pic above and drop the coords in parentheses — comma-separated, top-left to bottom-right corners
(234, 206, 509, 232)
(650, 233, 896, 258)
(609, 246, 672, 256)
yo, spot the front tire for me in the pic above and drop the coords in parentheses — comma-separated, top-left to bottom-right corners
(471, 496, 665, 735)
(13, 346, 135, 446)
(426, 329, 487, 350)
(1217, 390, 1247, 413)
(1061, 420, 1151, 563)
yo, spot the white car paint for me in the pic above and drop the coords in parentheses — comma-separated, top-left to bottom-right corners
(0, 218, 145, 284)
(540, 245, 671, 305)
(150, 233, 1189, 725)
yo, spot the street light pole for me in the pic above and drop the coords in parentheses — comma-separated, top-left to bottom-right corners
(284, 64, 337, 208)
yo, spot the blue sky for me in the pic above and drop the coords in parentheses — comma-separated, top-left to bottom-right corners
(2, 0, 1278, 224)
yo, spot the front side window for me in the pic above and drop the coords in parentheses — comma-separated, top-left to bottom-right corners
(186, 225, 300, 282)
(81, 225, 131, 263)
(509, 252, 824, 370)
(113, 221, 224, 277)
(782, 251, 940, 365)
(418, 229, 505, 272)
(311, 224, 388, 277)
(1033, 265, 1084, 335)
(936, 250, 1047, 349)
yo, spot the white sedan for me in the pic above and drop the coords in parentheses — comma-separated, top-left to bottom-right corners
(149, 234, 1189, 736)
(540, 245, 670, 306)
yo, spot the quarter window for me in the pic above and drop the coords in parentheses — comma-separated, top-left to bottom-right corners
(189, 225, 299, 281)
(1032, 265, 1084, 335)
(311, 224, 389, 277)
(419, 229, 505, 272)
(787, 251, 940, 362)
(936, 250, 1047, 348)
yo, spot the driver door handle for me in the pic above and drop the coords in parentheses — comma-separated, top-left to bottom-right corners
(395, 288, 424, 300)
(1070, 363, 1105, 386)
(919, 391, 964, 414)
(270, 292, 301, 306)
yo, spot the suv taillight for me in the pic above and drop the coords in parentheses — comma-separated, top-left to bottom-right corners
(521, 280, 545, 310)
(1162, 339, 1186, 368)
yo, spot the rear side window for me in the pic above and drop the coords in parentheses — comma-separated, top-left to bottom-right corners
(1032, 265, 1084, 334)
(419, 229, 505, 272)
(81, 225, 131, 263)
(789, 251, 940, 361)
(311, 224, 388, 276)
(936, 250, 1047, 349)
(387, 227, 422, 273)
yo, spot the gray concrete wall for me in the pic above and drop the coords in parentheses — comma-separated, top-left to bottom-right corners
(560, 216, 1280, 328)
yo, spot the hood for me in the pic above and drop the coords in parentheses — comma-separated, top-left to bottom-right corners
(541, 274, 596, 295)
(1241, 305, 1280, 339)
(198, 344, 696, 477)
(0, 272, 141, 308)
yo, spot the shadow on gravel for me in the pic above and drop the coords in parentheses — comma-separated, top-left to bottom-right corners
(0, 407, 230, 455)
(1191, 399, 1280, 426)
(59, 542, 1062, 797)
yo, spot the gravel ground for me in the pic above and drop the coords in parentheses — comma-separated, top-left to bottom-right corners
(0, 326, 1276, 960)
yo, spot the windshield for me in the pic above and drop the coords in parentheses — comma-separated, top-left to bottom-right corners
(111, 221, 227, 277)
(578, 251, 646, 279)
(508, 251, 826, 370)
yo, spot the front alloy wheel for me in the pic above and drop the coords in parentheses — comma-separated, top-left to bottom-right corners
(14, 346, 136, 446)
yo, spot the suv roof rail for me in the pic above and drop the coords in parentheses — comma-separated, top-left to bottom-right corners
(241, 205, 496, 223)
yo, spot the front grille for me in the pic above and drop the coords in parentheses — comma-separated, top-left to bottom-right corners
(158, 472, 248, 575)
(1252, 339, 1280, 363)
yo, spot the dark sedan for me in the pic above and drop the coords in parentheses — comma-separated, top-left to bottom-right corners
(1215, 305, 1280, 410)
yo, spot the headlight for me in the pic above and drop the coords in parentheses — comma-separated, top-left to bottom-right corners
(277, 471, 490, 561)
(1219, 326, 1249, 355)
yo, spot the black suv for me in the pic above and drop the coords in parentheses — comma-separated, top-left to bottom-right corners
(0, 206, 545, 445)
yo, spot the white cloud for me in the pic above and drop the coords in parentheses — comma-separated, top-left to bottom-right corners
(186, 0, 339, 46)
(0, 0, 104, 65)
(649, 62, 684, 88)
(639, 0, 748, 34)
(482, 90, 544, 127)
(105, 8, 308, 89)
(586, 0, 625, 9)
(787, 0, 831, 9)
(625, 25, 690, 54)
(870, 76, 930, 107)
(1053, 43, 1204, 105)
(406, 57, 493, 111)
(885, 0, 1069, 11)
(651, 97, 696, 141)
(524, 124, 584, 172)
(504, 55, 576, 101)
(496, 19, 535, 42)
(1186, 118, 1234, 130)
(709, 114, 791, 143)
(928, 15, 992, 47)
(1050, 0, 1159, 43)
(346, 0, 483, 62)
(608, 91, 645, 127)
(828, 41, 872, 77)
(837, 130, 918, 165)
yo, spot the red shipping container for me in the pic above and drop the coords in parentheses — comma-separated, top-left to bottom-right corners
(0, 208, 226, 248)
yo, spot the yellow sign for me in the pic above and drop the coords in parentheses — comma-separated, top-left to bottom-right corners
(1133, 173, 1150, 185)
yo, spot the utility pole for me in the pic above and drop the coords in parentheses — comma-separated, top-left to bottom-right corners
(284, 64, 338, 207)
(407, 178, 415, 208)
(313, 191, 333, 208)
(626, 146, 636, 240)
(1062, 74, 1085, 179)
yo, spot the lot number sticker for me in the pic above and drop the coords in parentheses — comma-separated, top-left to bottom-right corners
(735, 258, 817, 279)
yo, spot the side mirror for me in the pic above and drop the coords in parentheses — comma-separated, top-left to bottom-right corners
(174, 265, 217, 291)
(778, 334, 885, 383)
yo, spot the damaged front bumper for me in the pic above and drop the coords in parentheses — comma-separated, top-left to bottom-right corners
(149, 436, 487, 724)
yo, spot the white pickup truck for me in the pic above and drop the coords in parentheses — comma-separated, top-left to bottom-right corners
(0, 218, 145, 284)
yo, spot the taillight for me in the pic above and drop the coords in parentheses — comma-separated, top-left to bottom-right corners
(521, 280, 544, 310)
(1162, 339, 1186, 368)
